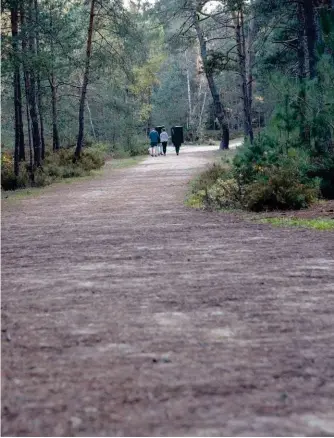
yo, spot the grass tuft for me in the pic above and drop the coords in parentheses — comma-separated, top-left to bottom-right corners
(260, 217, 334, 230)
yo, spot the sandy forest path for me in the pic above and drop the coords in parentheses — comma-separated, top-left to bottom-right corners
(2, 142, 334, 437)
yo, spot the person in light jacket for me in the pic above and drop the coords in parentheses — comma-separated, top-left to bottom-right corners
(160, 128, 169, 156)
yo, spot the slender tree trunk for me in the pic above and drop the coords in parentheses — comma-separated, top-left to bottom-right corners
(303, 0, 317, 78)
(50, 75, 60, 151)
(22, 1, 41, 167)
(75, 0, 96, 159)
(34, 0, 45, 159)
(234, 8, 253, 143)
(28, 45, 41, 166)
(25, 95, 34, 180)
(11, 6, 25, 176)
(11, 7, 21, 176)
(297, 1, 308, 144)
(17, 68, 25, 162)
(146, 92, 152, 135)
(21, 7, 33, 169)
(193, 10, 229, 149)
(49, 8, 60, 151)
(185, 50, 193, 129)
(86, 100, 96, 140)
(245, 6, 255, 143)
(16, 7, 25, 164)
(198, 90, 207, 137)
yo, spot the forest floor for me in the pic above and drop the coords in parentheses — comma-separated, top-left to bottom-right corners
(2, 141, 334, 437)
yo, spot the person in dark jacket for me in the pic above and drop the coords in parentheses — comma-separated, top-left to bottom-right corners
(148, 128, 159, 157)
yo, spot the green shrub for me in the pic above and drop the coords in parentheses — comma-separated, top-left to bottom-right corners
(108, 135, 149, 158)
(233, 133, 283, 185)
(1, 153, 30, 190)
(1, 161, 19, 191)
(207, 177, 241, 209)
(307, 154, 334, 199)
(185, 190, 207, 208)
(33, 168, 54, 187)
(79, 148, 105, 171)
(188, 143, 321, 212)
(231, 130, 326, 210)
(2, 144, 106, 191)
(191, 163, 229, 194)
(86, 142, 111, 159)
(244, 165, 320, 211)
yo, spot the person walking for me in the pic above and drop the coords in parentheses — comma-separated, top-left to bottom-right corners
(160, 128, 169, 156)
(148, 127, 159, 157)
(171, 126, 184, 156)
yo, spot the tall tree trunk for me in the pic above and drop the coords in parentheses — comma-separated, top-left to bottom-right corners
(16, 6, 25, 163)
(34, 0, 45, 159)
(50, 75, 60, 151)
(11, 6, 21, 176)
(22, 1, 41, 167)
(11, 5, 25, 176)
(303, 0, 317, 78)
(234, 8, 253, 143)
(193, 10, 229, 149)
(25, 94, 34, 180)
(297, 1, 308, 143)
(185, 50, 193, 130)
(246, 5, 255, 143)
(17, 65, 25, 162)
(49, 8, 60, 151)
(75, 0, 96, 159)
(21, 7, 33, 169)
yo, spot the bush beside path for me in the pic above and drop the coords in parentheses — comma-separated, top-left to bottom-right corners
(2, 146, 334, 436)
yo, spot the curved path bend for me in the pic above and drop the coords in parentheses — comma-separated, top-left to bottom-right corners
(2, 142, 334, 436)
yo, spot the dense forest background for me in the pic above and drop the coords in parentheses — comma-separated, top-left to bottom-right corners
(1, 0, 334, 207)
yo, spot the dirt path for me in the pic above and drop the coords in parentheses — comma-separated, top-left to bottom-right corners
(2, 144, 334, 437)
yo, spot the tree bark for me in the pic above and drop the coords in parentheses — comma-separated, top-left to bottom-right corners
(25, 93, 34, 181)
(49, 8, 60, 151)
(198, 90, 207, 136)
(22, 1, 41, 167)
(75, 0, 96, 159)
(193, 10, 229, 149)
(49, 9, 60, 151)
(11, 5, 25, 176)
(34, 0, 45, 159)
(185, 50, 193, 130)
(234, 7, 253, 143)
(17, 65, 25, 162)
(86, 100, 96, 140)
(50, 75, 60, 151)
(297, 2, 308, 144)
(303, 0, 317, 78)
(245, 6, 255, 144)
